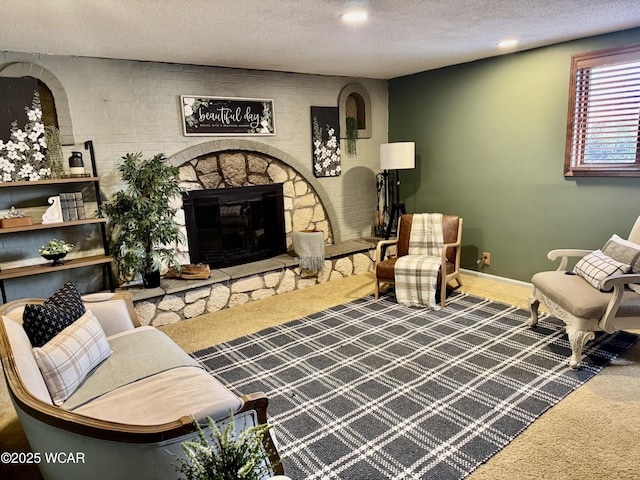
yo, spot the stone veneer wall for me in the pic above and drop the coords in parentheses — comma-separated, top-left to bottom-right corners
(174, 149, 333, 258)
(132, 246, 374, 326)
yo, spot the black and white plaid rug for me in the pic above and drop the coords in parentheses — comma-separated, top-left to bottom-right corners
(192, 292, 638, 480)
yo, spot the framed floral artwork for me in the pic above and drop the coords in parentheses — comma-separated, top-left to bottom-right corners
(0, 77, 50, 182)
(311, 106, 341, 177)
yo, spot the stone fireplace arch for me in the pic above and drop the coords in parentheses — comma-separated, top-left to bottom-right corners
(167, 139, 341, 246)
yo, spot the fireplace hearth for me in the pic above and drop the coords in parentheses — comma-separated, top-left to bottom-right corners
(182, 184, 286, 268)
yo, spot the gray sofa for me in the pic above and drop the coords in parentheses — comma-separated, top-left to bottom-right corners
(0, 291, 283, 480)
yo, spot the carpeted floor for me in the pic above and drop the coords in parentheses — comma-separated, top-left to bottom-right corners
(2, 271, 640, 479)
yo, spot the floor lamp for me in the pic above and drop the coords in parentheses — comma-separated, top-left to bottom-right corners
(380, 142, 415, 240)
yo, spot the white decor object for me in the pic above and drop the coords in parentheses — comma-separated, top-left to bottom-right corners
(41, 196, 63, 224)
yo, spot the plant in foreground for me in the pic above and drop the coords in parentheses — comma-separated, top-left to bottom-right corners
(173, 414, 279, 480)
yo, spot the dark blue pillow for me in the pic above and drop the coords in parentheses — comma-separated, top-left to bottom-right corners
(22, 282, 86, 347)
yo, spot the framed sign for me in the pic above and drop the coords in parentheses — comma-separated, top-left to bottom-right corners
(180, 96, 275, 136)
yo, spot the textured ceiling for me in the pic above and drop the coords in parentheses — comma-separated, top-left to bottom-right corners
(1, 0, 640, 79)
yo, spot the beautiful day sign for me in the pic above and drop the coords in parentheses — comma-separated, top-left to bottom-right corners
(181, 96, 275, 136)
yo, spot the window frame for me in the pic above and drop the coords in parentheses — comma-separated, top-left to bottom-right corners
(564, 43, 640, 177)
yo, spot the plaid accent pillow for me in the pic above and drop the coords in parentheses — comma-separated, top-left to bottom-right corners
(574, 249, 631, 291)
(23, 282, 86, 347)
(602, 234, 640, 273)
(32, 310, 111, 405)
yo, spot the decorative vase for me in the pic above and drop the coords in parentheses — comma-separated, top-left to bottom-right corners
(143, 269, 161, 288)
(42, 253, 67, 266)
(68, 151, 86, 176)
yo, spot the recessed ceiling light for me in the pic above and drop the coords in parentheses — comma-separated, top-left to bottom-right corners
(497, 39, 519, 49)
(341, 10, 368, 23)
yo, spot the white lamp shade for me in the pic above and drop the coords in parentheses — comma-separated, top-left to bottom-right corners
(380, 142, 415, 170)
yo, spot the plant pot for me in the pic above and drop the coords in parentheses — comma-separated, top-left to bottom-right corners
(42, 253, 67, 266)
(143, 269, 161, 288)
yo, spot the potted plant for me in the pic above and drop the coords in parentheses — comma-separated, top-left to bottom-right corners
(38, 238, 74, 265)
(173, 414, 283, 480)
(101, 152, 184, 287)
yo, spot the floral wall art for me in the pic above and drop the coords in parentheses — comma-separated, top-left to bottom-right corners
(0, 78, 50, 182)
(311, 106, 341, 177)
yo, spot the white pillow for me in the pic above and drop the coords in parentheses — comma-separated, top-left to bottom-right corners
(574, 249, 631, 291)
(33, 310, 111, 405)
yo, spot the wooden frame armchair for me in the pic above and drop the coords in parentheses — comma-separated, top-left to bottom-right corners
(375, 214, 463, 307)
(528, 215, 640, 369)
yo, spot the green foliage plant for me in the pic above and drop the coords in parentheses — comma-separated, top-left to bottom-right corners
(101, 152, 184, 283)
(345, 116, 358, 156)
(44, 125, 64, 178)
(38, 239, 74, 255)
(174, 414, 279, 480)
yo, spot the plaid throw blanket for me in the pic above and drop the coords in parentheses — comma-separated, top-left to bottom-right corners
(395, 213, 444, 308)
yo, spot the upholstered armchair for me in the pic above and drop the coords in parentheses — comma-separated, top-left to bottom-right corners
(528, 215, 640, 369)
(375, 214, 463, 307)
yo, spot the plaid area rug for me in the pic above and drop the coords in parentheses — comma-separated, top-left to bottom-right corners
(192, 292, 638, 480)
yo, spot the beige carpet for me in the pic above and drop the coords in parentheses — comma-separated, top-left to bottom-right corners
(2, 272, 640, 479)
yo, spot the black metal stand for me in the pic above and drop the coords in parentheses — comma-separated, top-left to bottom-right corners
(84, 140, 115, 293)
(384, 201, 406, 239)
(380, 169, 406, 260)
(384, 169, 405, 239)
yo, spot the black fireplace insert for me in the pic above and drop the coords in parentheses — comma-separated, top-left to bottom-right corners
(182, 184, 286, 268)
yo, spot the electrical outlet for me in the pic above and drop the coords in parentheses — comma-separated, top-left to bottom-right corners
(482, 252, 491, 266)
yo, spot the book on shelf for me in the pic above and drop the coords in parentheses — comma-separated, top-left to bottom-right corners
(59, 193, 70, 221)
(74, 192, 86, 219)
(59, 192, 85, 221)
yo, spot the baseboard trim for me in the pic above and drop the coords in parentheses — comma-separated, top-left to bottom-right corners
(461, 268, 532, 289)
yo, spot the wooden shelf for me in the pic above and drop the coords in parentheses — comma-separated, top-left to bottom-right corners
(0, 218, 107, 234)
(0, 140, 115, 304)
(0, 255, 113, 281)
(0, 177, 99, 188)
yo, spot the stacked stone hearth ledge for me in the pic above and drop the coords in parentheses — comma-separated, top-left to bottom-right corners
(121, 239, 377, 326)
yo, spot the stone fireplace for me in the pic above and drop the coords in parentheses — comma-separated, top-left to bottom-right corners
(168, 139, 338, 265)
(128, 140, 374, 327)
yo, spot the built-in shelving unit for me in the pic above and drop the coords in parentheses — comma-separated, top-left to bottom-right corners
(0, 140, 114, 303)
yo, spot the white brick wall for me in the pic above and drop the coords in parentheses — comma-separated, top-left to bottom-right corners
(0, 51, 388, 241)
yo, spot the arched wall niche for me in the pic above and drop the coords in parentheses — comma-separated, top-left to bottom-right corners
(339, 82, 372, 140)
(0, 62, 75, 145)
(167, 139, 342, 245)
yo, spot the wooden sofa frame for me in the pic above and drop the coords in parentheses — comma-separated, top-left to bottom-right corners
(0, 292, 284, 479)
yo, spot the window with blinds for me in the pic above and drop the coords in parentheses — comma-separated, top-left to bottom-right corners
(565, 43, 640, 177)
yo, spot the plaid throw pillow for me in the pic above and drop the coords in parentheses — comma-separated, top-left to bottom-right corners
(32, 310, 111, 405)
(574, 249, 631, 291)
(23, 282, 86, 347)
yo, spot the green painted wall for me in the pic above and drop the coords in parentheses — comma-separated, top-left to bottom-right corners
(389, 28, 640, 283)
